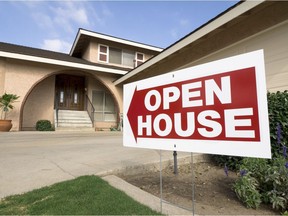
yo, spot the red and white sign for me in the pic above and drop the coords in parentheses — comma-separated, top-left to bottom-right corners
(123, 50, 271, 158)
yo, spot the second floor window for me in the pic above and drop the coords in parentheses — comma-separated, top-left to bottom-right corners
(136, 52, 144, 67)
(98, 44, 145, 68)
(109, 47, 122, 64)
(99, 45, 108, 62)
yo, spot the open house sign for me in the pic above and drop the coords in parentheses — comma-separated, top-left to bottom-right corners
(123, 50, 271, 158)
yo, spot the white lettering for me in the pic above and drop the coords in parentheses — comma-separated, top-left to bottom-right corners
(224, 108, 255, 138)
(153, 114, 172, 136)
(182, 81, 203, 108)
(205, 76, 231, 105)
(198, 110, 222, 137)
(145, 90, 161, 111)
(138, 115, 152, 136)
(163, 86, 180, 110)
(174, 112, 195, 137)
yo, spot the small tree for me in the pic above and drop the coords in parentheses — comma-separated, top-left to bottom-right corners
(0, 93, 20, 120)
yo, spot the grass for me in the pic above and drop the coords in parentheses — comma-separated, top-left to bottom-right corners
(0, 175, 161, 215)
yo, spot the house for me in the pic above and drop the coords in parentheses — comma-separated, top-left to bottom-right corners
(0, 29, 162, 131)
(1, 1, 288, 131)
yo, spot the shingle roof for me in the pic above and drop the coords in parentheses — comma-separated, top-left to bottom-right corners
(0, 41, 130, 71)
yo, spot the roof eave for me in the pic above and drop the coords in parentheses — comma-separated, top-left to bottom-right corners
(113, 0, 264, 86)
(70, 29, 164, 57)
(0, 51, 128, 75)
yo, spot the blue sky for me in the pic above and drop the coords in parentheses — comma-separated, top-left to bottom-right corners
(0, 1, 238, 53)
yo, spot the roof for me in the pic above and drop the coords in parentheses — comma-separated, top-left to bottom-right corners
(70, 28, 163, 57)
(0, 42, 129, 75)
(114, 0, 273, 85)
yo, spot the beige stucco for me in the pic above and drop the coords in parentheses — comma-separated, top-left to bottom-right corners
(182, 20, 288, 92)
(0, 57, 124, 131)
(83, 39, 157, 70)
(1, 59, 62, 130)
(22, 76, 55, 131)
(0, 59, 6, 95)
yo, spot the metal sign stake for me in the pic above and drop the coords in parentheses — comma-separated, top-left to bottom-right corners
(159, 150, 163, 213)
(191, 152, 195, 216)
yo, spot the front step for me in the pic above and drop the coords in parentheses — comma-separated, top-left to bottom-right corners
(55, 110, 94, 131)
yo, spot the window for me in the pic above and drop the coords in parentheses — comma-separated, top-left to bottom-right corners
(109, 47, 122, 64)
(98, 45, 146, 68)
(98, 45, 108, 62)
(122, 50, 135, 67)
(135, 52, 144, 67)
(92, 91, 117, 122)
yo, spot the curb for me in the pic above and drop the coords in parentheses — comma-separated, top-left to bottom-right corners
(103, 175, 193, 215)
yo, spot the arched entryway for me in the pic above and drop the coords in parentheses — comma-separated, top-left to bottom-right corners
(21, 70, 121, 131)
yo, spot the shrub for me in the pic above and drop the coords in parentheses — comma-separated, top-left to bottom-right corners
(268, 91, 288, 157)
(36, 120, 54, 131)
(233, 174, 262, 209)
(213, 91, 288, 169)
(212, 155, 242, 171)
(234, 156, 288, 211)
(232, 91, 288, 212)
(211, 91, 288, 212)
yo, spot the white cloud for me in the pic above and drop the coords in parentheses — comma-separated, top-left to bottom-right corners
(51, 2, 90, 32)
(41, 39, 71, 53)
(32, 12, 54, 30)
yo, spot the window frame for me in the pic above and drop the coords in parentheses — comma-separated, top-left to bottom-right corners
(98, 44, 109, 63)
(135, 52, 145, 67)
(92, 90, 117, 122)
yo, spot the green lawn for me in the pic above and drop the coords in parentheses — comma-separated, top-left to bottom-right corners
(0, 175, 161, 215)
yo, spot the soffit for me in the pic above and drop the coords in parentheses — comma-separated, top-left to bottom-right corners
(116, 1, 288, 86)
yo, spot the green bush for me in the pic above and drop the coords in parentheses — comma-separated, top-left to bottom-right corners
(268, 91, 288, 157)
(36, 120, 54, 131)
(213, 91, 288, 168)
(234, 157, 288, 211)
(232, 91, 288, 212)
(212, 155, 242, 171)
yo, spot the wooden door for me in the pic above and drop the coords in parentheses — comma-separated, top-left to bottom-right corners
(55, 75, 85, 110)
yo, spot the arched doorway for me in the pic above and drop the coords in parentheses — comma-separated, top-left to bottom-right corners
(21, 71, 121, 131)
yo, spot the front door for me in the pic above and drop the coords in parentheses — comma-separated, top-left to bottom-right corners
(55, 75, 85, 110)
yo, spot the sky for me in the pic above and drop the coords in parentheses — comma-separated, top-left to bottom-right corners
(0, 1, 238, 54)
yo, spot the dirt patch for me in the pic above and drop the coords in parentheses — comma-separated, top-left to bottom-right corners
(118, 162, 278, 215)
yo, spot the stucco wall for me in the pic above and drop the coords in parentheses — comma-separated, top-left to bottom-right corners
(183, 21, 288, 92)
(0, 58, 6, 95)
(3, 59, 63, 131)
(1, 54, 125, 131)
(22, 76, 55, 131)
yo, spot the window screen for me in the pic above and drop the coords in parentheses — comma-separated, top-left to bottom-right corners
(92, 91, 116, 122)
(123, 50, 135, 67)
(109, 47, 122, 64)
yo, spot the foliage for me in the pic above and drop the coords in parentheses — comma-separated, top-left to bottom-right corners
(212, 155, 242, 170)
(36, 120, 54, 131)
(234, 156, 288, 211)
(0, 176, 161, 215)
(0, 93, 20, 120)
(211, 91, 288, 212)
(232, 91, 288, 212)
(268, 91, 288, 157)
(213, 91, 288, 169)
(233, 175, 261, 209)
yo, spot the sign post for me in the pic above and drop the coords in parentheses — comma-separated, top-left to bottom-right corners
(124, 50, 271, 159)
(123, 50, 271, 214)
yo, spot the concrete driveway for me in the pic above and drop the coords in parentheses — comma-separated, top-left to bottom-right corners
(0, 131, 189, 199)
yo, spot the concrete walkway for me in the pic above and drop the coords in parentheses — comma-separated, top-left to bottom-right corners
(0, 131, 190, 200)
